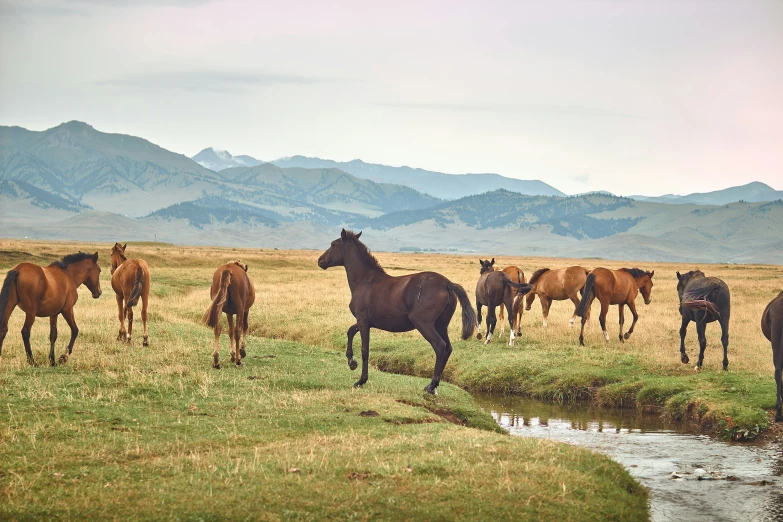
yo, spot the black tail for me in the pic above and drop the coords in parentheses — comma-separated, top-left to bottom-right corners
(126, 265, 144, 309)
(0, 269, 19, 329)
(448, 283, 476, 340)
(575, 273, 595, 318)
(504, 279, 533, 295)
(203, 270, 231, 328)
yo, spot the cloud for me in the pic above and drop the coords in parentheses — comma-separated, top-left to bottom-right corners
(95, 70, 339, 93)
(570, 174, 591, 185)
(0, 0, 219, 18)
(0, 1, 90, 17)
(375, 102, 636, 120)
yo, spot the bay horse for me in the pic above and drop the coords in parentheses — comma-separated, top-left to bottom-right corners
(0, 252, 102, 366)
(525, 266, 590, 327)
(676, 270, 730, 371)
(110, 243, 151, 346)
(496, 265, 526, 336)
(202, 260, 255, 369)
(475, 259, 533, 346)
(318, 229, 476, 394)
(762, 291, 783, 421)
(575, 267, 654, 346)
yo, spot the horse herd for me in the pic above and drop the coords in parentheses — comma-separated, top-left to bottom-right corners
(1, 231, 782, 420)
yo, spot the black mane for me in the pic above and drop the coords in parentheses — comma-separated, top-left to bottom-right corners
(49, 252, 94, 269)
(621, 267, 651, 278)
(529, 268, 550, 285)
(343, 230, 385, 273)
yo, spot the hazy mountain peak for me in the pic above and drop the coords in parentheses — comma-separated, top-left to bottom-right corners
(192, 147, 262, 171)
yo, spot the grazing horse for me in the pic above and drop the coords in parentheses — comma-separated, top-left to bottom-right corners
(202, 260, 255, 369)
(110, 243, 151, 346)
(497, 265, 526, 336)
(677, 270, 730, 371)
(762, 291, 783, 421)
(525, 266, 590, 327)
(0, 252, 102, 366)
(318, 229, 476, 394)
(575, 267, 654, 346)
(475, 259, 533, 346)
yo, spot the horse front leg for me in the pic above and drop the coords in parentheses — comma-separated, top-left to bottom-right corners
(776, 368, 783, 422)
(476, 301, 483, 340)
(58, 308, 78, 365)
(346, 323, 359, 370)
(599, 299, 609, 342)
(354, 324, 370, 387)
(719, 315, 729, 371)
(679, 316, 690, 364)
(541, 296, 551, 328)
(485, 308, 496, 345)
(505, 299, 515, 346)
(618, 304, 625, 342)
(623, 300, 639, 340)
(49, 316, 58, 367)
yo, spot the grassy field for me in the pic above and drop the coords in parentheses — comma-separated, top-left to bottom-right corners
(0, 240, 648, 521)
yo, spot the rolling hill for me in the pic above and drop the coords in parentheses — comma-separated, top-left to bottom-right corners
(630, 182, 783, 205)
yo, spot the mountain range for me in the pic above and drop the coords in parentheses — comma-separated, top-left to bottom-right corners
(1, 121, 781, 264)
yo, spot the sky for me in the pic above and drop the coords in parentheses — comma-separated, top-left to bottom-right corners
(0, 0, 781, 197)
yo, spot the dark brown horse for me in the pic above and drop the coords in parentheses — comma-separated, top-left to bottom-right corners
(575, 267, 654, 346)
(525, 266, 590, 327)
(0, 252, 102, 366)
(318, 229, 476, 394)
(475, 259, 533, 346)
(762, 291, 783, 421)
(110, 243, 151, 346)
(677, 270, 730, 371)
(202, 260, 255, 369)
(497, 265, 526, 336)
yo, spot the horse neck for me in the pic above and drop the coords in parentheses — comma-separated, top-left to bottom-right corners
(342, 244, 381, 293)
(64, 261, 92, 285)
(112, 255, 126, 272)
(633, 276, 648, 289)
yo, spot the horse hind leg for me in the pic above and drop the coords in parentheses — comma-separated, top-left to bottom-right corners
(212, 320, 222, 369)
(499, 304, 505, 335)
(116, 293, 127, 341)
(776, 367, 783, 422)
(413, 318, 449, 394)
(695, 320, 707, 371)
(21, 310, 37, 366)
(719, 315, 729, 371)
(227, 314, 239, 365)
(485, 308, 497, 344)
(126, 306, 134, 343)
(239, 308, 249, 358)
(476, 301, 484, 340)
(49, 316, 58, 367)
(141, 293, 149, 347)
(541, 296, 551, 328)
(618, 304, 625, 342)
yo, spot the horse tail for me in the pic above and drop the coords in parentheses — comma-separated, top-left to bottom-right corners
(575, 273, 595, 318)
(0, 269, 19, 329)
(203, 270, 231, 328)
(126, 265, 144, 309)
(448, 283, 476, 340)
(504, 280, 533, 294)
(680, 298, 721, 318)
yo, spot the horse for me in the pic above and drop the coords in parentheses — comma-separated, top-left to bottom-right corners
(762, 291, 783, 421)
(318, 229, 476, 394)
(0, 252, 102, 366)
(202, 260, 255, 369)
(110, 243, 151, 346)
(475, 259, 533, 346)
(575, 267, 654, 346)
(676, 269, 730, 371)
(525, 266, 590, 327)
(496, 265, 526, 336)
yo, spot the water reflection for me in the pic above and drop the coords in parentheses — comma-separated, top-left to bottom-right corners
(476, 395, 783, 522)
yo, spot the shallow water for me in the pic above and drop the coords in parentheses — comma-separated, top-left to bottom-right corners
(476, 395, 783, 522)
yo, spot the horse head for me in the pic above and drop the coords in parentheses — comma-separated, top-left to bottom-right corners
(318, 229, 362, 269)
(639, 270, 654, 305)
(110, 243, 127, 275)
(676, 269, 705, 300)
(85, 252, 102, 299)
(479, 258, 495, 274)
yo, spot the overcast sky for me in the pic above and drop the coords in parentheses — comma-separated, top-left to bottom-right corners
(1, 0, 781, 196)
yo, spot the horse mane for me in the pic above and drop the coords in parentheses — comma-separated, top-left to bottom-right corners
(343, 230, 385, 273)
(621, 267, 652, 279)
(528, 268, 550, 285)
(50, 252, 94, 269)
(112, 244, 127, 262)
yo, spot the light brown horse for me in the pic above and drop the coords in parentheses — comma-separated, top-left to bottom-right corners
(475, 259, 533, 346)
(525, 266, 590, 327)
(110, 243, 151, 346)
(202, 260, 255, 369)
(496, 265, 526, 336)
(0, 252, 102, 366)
(575, 267, 654, 346)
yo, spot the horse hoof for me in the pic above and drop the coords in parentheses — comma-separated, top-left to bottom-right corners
(213, 364, 221, 370)
(348, 359, 358, 371)
(694, 365, 701, 372)
(240, 347, 247, 358)
(423, 385, 437, 395)
(143, 337, 149, 347)
(776, 413, 783, 423)
(722, 366, 728, 372)
(236, 360, 242, 367)
(57, 355, 67, 365)
(353, 380, 366, 388)
(623, 333, 631, 340)
(681, 353, 689, 364)
(476, 333, 483, 340)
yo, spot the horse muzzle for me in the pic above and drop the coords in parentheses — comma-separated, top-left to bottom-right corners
(317, 255, 330, 270)
(92, 290, 102, 299)
(644, 298, 651, 305)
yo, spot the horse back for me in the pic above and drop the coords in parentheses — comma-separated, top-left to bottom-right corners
(216, 263, 253, 314)
(15, 262, 72, 314)
(112, 258, 150, 293)
(762, 291, 783, 345)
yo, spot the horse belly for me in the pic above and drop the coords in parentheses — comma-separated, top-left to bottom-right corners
(372, 315, 415, 333)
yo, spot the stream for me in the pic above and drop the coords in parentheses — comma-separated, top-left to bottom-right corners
(475, 394, 783, 521)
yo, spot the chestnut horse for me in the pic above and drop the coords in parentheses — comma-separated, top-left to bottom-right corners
(525, 266, 590, 327)
(318, 229, 476, 394)
(496, 265, 526, 336)
(575, 267, 654, 346)
(202, 260, 255, 369)
(0, 252, 102, 366)
(762, 291, 783, 421)
(677, 270, 731, 371)
(110, 243, 151, 346)
(475, 259, 533, 346)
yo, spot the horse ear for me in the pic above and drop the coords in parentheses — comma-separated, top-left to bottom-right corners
(650, 270, 654, 278)
(122, 243, 127, 250)
(356, 231, 362, 239)
(92, 252, 99, 262)
(491, 258, 495, 265)
(341, 229, 347, 239)
(676, 271, 681, 280)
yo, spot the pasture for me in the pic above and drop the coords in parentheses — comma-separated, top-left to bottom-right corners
(0, 239, 647, 521)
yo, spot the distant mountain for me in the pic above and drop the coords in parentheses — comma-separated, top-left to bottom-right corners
(271, 156, 565, 200)
(0, 179, 89, 213)
(192, 147, 263, 172)
(630, 182, 783, 205)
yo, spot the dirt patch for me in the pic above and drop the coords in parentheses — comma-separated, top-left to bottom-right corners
(396, 400, 466, 426)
